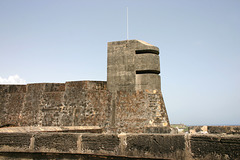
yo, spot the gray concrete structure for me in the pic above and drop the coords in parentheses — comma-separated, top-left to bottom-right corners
(107, 40, 161, 92)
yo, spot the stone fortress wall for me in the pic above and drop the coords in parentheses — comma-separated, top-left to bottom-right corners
(0, 40, 170, 133)
(0, 81, 169, 133)
(0, 40, 239, 160)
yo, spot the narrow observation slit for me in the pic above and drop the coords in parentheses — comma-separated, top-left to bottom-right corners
(136, 70, 160, 74)
(135, 49, 159, 55)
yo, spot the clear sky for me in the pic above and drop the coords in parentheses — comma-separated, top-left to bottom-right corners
(0, 0, 239, 125)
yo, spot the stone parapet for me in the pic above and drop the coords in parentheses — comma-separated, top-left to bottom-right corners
(0, 132, 239, 160)
(189, 126, 240, 134)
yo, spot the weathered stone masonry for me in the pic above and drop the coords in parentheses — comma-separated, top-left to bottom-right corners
(0, 40, 169, 133)
(0, 132, 240, 160)
(0, 40, 240, 160)
(0, 81, 169, 133)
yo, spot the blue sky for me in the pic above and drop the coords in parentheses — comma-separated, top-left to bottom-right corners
(0, 0, 239, 125)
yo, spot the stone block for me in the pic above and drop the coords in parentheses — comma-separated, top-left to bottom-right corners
(125, 134, 185, 159)
(34, 133, 78, 152)
(208, 126, 240, 134)
(0, 85, 26, 93)
(190, 134, 240, 159)
(44, 83, 65, 92)
(81, 134, 120, 153)
(144, 126, 171, 133)
(0, 133, 32, 151)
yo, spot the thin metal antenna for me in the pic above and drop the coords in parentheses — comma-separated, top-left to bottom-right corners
(127, 7, 129, 40)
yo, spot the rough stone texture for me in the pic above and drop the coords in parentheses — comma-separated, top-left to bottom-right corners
(0, 39, 239, 159)
(0, 132, 239, 160)
(189, 134, 240, 159)
(19, 83, 65, 126)
(107, 40, 161, 92)
(114, 91, 169, 133)
(0, 133, 32, 151)
(34, 133, 78, 152)
(60, 81, 111, 128)
(0, 85, 26, 127)
(144, 126, 172, 134)
(0, 152, 169, 160)
(81, 134, 120, 153)
(208, 126, 240, 134)
(106, 40, 169, 131)
(189, 126, 240, 134)
(0, 40, 170, 133)
(0, 81, 111, 128)
(0, 81, 169, 133)
(125, 134, 185, 159)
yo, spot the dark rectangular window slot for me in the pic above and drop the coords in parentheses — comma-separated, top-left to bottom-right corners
(135, 49, 159, 55)
(136, 70, 160, 74)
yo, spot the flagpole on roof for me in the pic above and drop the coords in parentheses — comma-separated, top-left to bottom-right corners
(127, 7, 129, 40)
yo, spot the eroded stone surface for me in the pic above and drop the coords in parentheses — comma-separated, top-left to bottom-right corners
(34, 133, 78, 152)
(0, 132, 239, 160)
(189, 134, 240, 159)
(0, 82, 169, 133)
(0, 133, 32, 151)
